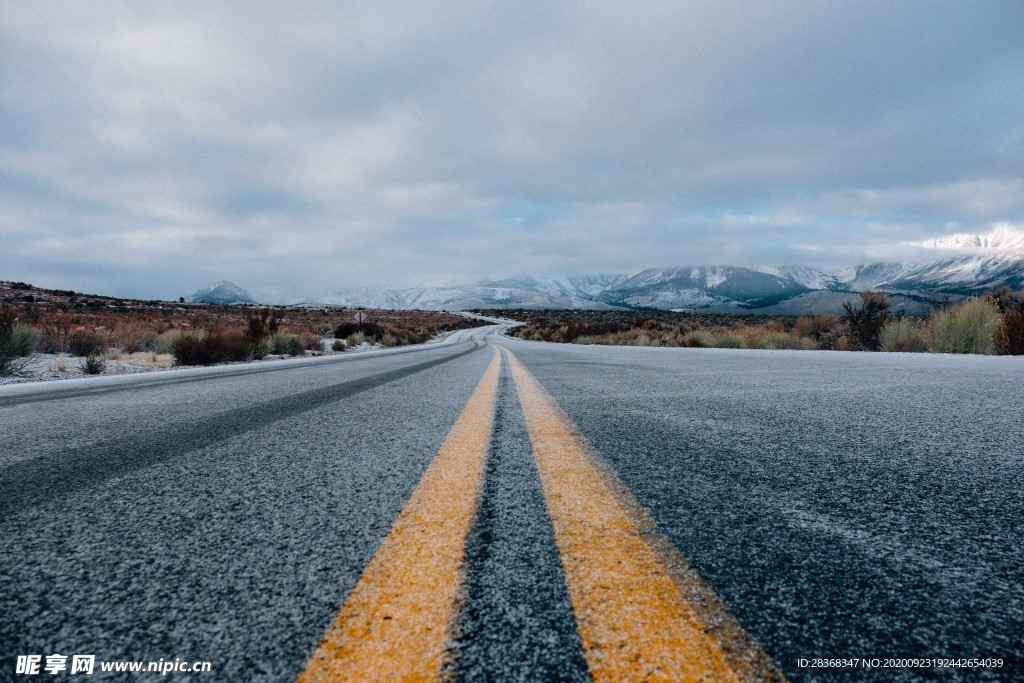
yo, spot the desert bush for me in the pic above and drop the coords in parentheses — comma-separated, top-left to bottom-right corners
(251, 337, 272, 360)
(111, 323, 154, 352)
(403, 327, 429, 345)
(247, 308, 282, 342)
(170, 331, 210, 365)
(0, 309, 25, 375)
(214, 329, 253, 361)
(842, 292, 889, 350)
(39, 323, 71, 353)
(929, 297, 1000, 354)
(793, 316, 814, 337)
(335, 321, 384, 340)
(81, 354, 106, 375)
(151, 331, 178, 355)
(331, 339, 345, 351)
(171, 329, 252, 365)
(69, 329, 106, 357)
(380, 332, 398, 347)
(794, 314, 838, 342)
(334, 322, 359, 339)
(713, 332, 746, 349)
(995, 308, 1024, 355)
(346, 331, 366, 346)
(298, 331, 325, 352)
(752, 330, 798, 350)
(271, 331, 305, 356)
(879, 318, 928, 353)
(8, 324, 40, 356)
(682, 330, 714, 348)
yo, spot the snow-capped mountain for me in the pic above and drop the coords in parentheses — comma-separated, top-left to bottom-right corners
(599, 255, 1023, 313)
(918, 224, 1024, 253)
(830, 256, 1024, 294)
(596, 266, 816, 310)
(313, 275, 630, 310)
(197, 228, 1024, 314)
(187, 280, 256, 304)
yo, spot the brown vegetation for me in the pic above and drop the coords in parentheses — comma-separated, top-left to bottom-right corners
(1, 281, 479, 371)
(480, 288, 1024, 356)
(478, 308, 842, 350)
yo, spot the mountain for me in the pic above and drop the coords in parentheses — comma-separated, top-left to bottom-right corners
(830, 256, 1024, 294)
(187, 280, 256, 304)
(312, 275, 630, 311)
(302, 255, 1023, 315)
(595, 266, 820, 310)
(196, 227, 1024, 314)
(918, 224, 1024, 253)
(601, 254, 1024, 314)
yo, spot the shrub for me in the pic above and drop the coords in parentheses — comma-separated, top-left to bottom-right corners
(334, 322, 359, 339)
(713, 332, 746, 349)
(331, 339, 345, 351)
(335, 321, 384, 339)
(171, 331, 211, 366)
(0, 309, 26, 375)
(247, 308, 282, 342)
(81, 354, 106, 375)
(794, 315, 838, 342)
(171, 329, 252, 365)
(111, 323, 153, 352)
(69, 329, 106, 357)
(842, 292, 889, 351)
(271, 331, 305, 356)
(682, 330, 714, 348)
(346, 331, 366, 346)
(39, 324, 71, 353)
(213, 329, 253, 361)
(793, 316, 814, 337)
(151, 332, 178, 355)
(879, 318, 928, 352)
(996, 308, 1024, 355)
(929, 297, 999, 354)
(8, 324, 39, 356)
(251, 337, 272, 360)
(298, 331, 325, 352)
(754, 330, 798, 350)
(380, 332, 398, 347)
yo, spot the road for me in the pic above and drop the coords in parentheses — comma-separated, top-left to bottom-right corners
(2, 325, 1022, 681)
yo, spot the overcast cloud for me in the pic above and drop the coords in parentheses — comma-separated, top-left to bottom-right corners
(2, 1, 1022, 299)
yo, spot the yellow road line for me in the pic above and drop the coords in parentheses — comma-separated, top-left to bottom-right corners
(299, 346, 501, 683)
(502, 347, 785, 683)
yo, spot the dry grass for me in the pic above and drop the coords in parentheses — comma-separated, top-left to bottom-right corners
(2, 281, 480, 368)
(500, 311, 830, 350)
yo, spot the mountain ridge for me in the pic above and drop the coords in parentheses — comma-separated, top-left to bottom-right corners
(287, 252, 1023, 315)
(187, 280, 256, 304)
(199, 227, 1024, 314)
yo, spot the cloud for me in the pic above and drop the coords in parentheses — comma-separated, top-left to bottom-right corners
(1, 1, 1022, 299)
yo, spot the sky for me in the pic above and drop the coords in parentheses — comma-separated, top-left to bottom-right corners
(2, 1, 1022, 300)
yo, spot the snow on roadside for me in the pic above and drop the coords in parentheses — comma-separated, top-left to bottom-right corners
(0, 338, 420, 386)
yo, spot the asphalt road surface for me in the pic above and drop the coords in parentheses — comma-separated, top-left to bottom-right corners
(2, 325, 1022, 682)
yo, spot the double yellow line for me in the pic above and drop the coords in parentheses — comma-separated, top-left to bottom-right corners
(300, 345, 784, 682)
